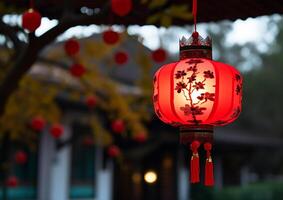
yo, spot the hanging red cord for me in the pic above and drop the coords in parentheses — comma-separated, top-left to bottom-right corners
(192, 0, 198, 32)
(29, 0, 34, 9)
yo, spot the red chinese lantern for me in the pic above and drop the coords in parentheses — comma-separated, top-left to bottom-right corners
(70, 63, 86, 77)
(50, 124, 64, 139)
(15, 151, 28, 165)
(107, 145, 121, 157)
(82, 136, 94, 146)
(133, 132, 147, 143)
(111, 119, 125, 134)
(103, 29, 120, 45)
(153, 1, 243, 186)
(114, 51, 128, 65)
(31, 116, 45, 132)
(152, 48, 167, 63)
(85, 95, 97, 109)
(6, 176, 19, 187)
(22, 9, 41, 32)
(64, 38, 80, 56)
(111, 0, 132, 17)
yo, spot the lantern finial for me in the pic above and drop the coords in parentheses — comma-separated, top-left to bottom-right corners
(179, 32, 212, 60)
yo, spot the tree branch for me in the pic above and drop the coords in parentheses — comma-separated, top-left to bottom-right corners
(0, 21, 25, 57)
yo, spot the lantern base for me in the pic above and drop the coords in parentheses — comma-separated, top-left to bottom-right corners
(179, 125, 213, 145)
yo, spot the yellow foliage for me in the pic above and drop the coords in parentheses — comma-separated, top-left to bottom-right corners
(147, 4, 193, 27)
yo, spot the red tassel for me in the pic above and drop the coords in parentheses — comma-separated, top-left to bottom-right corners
(204, 142, 214, 186)
(190, 140, 200, 183)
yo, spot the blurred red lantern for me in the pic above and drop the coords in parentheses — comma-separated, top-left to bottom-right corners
(64, 39, 80, 56)
(50, 124, 64, 139)
(133, 132, 147, 143)
(82, 136, 94, 146)
(70, 63, 86, 77)
(6, 176, 19, 187)
(22, 9, 41, 32)
(31, 116, 45, 132)
(111, 0, 132, 16)
(111, 119, 125, 134)
(103, 30, 120, 45)
(153, 32, 243, 186)
(86, 95, 97, 109)
(152, 48, 167, 63)
(114, 51, 128, 65)
(15, 151, 27, 165)
(107, 145, 121, 157)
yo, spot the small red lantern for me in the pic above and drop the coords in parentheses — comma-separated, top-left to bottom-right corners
(50, 124, 64, 139)
(114, 51, 128, 65)
(111, 119, 125, 134)
(133, 132, 147, 143)
(153, 32, 243, 186)
(31, 116, 45, 132)
(22, 9, 41, 32)
(6, 176, 19, 187)
(85, 95, 97, 109)
(70, 63, 86, 77)
(103, 29, 120, 45)
(111, 0, 132, 17)
(64, 39, 80, 56)
(152, 48, 167, 63)
(82, 136, 94, 146)
(15, 151, 28, 165)
(107, 145, 121, 157)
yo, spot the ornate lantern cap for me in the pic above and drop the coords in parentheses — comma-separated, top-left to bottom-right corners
(179, 32, 212, 60)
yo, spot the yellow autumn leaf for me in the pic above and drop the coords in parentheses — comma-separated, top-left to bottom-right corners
(161, 15, 172, 27)
(149, 0, 167, 9)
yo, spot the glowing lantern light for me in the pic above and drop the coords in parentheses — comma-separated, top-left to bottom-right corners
(144, 171, 157, 184)
(153, 33, 242, 186)
(111, 0, 132, 17)
(22, 9, 41, 32)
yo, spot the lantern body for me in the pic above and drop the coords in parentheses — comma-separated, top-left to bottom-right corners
(15, 151, 27, 165)
(22, 9, 41, 32)
(64, 39, 80, 56)
(152, 48, 167, 63)
(31, 116, 45, 132)
(70, 64, 86, 77)
(50, 124, 64, 139)
(111, 0, 132, 16)
(153, 58, 242, 127)
(114, 51, 128, 65)
(103, 30, 120, 45)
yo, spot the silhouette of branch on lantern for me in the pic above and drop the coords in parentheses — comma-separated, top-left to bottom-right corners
(175, 61, 215, 124)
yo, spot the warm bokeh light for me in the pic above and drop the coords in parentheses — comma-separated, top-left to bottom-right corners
(144, 171, 157, 184)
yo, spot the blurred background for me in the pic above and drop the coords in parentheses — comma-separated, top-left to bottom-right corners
(1, 0, 283, 200)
